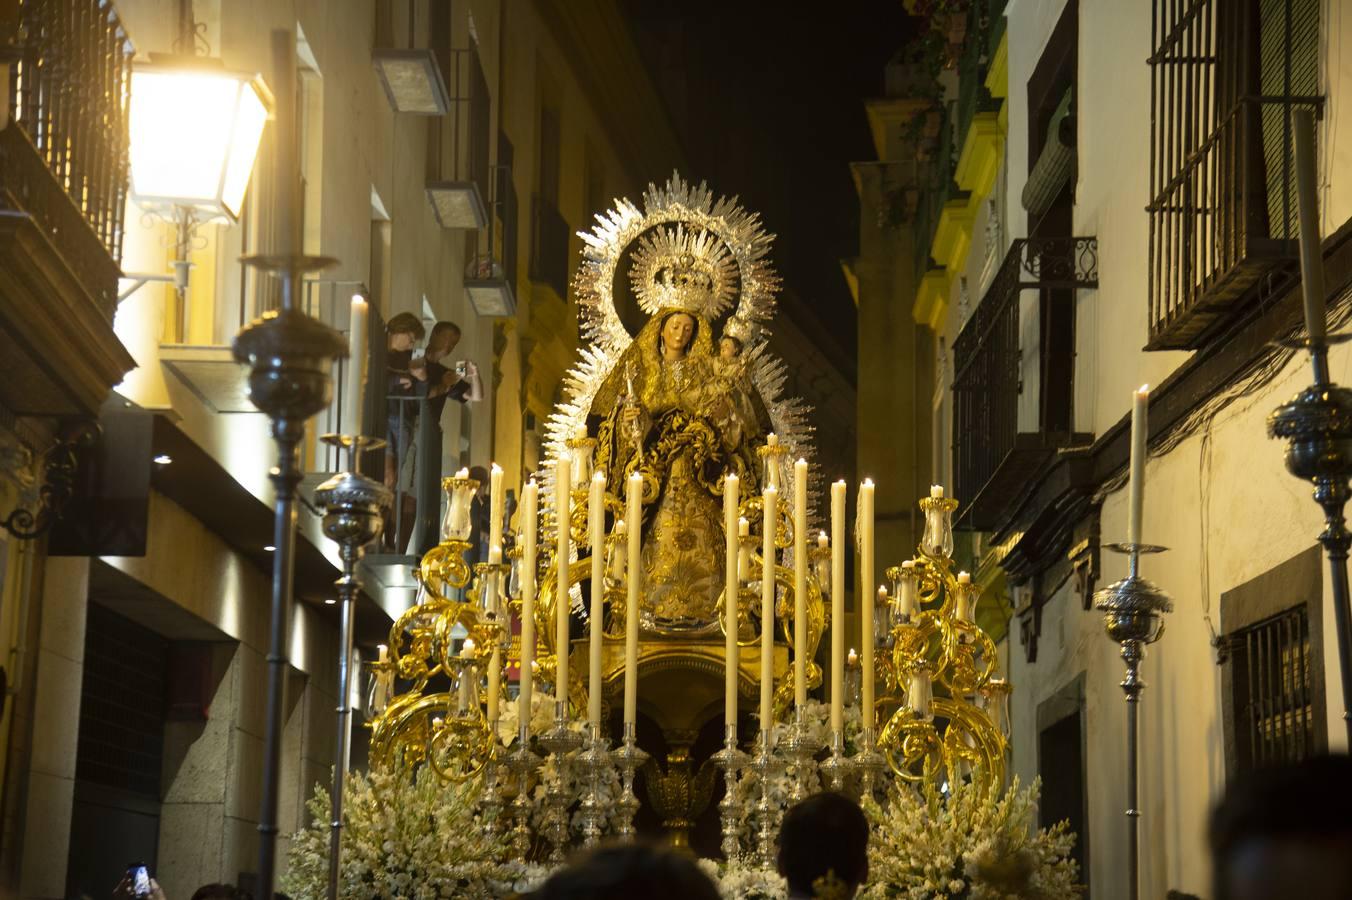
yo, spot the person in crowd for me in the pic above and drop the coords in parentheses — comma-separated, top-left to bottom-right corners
(384, 311, 427, 495)
(1209, 754, 1352, 899)
(531, 841, 721, 900)
(777, 792, 870, 899)
(415, 320, 479, 420)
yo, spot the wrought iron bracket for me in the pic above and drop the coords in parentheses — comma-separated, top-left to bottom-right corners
(1069, 510, 1101, 610)
(2, 422, 97, 540)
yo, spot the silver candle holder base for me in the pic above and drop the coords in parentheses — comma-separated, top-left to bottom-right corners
(577, 723, 613, 848)
(748, 728, 781, 867)
(479, 739, 506, 844)
(610, 721, 648, 841)
(539, 704, 583, 862)
(505, 740, 542, 861)
(710, 723, 749, 859)
(851, 726, 888, 800)
(779, 706, 821, 803)
(818, 728, 852, 792)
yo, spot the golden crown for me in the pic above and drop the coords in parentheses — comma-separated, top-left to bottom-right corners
(629, 223, 738, 318)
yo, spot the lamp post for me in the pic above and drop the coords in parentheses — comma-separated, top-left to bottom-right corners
(124, 13, 270, 337)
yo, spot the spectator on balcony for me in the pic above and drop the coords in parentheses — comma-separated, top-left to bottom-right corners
(384, 312, 426, 493)
(415, 321, 480, 421)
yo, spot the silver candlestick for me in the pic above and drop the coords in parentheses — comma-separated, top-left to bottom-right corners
(610, 721, 648, 841)
(818, 728, 851, 792)
(748, 728, 781, 867)
(851, 726, 888, 801)
(577, 722, 613, 847)
(539, 703, 583, 862)
(1093, 543, 1172, 900)
(710, 723, 749, 859)
(315, 435, 389, 900)
(779, 705, 820, 803)
(479, 739, 506, 844)
(506, 739, 542, 861)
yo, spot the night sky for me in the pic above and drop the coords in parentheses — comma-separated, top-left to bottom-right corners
(621, 2, 921, 379)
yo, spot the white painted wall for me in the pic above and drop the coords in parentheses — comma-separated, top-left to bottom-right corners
(935, 0, 1352, 896)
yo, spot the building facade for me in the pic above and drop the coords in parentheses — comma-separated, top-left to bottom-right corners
(0, 0, 688, 895)
(866, 0, 1350, 896)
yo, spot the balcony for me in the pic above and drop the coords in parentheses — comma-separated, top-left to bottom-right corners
(0, 0, 137, 416)
(1145, 0, 1322, 350)
(529, 193, 571, 301)
(952, 237, 1097, 531)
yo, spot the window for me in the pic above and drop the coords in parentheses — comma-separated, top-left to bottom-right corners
(1228, 606, 1321, 769)
(1220, 546, 1327, 777)
(1146, 0, 1321, 349)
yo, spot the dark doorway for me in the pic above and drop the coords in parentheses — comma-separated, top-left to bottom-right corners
(1038, 681, 1089, 893)
(66, 602, 168, 898)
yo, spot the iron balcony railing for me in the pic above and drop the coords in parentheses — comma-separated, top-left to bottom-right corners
(529, 193, 570, 300)
(1, 0, 133, 318)
(952, 237, 1098, 522)
(1146, 0, 1322, 349)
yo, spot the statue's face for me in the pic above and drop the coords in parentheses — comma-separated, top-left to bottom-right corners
(662, 313, 696, 354)
(719, 337, 740, 359)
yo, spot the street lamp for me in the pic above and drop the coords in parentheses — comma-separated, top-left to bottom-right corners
(122, 53, 271, 339)
(129, 54, 270, 222)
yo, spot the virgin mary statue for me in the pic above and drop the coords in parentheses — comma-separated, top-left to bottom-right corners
(546, 174, 816, 636)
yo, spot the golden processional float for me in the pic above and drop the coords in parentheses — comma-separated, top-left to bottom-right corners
(362, 174, 1012, 860)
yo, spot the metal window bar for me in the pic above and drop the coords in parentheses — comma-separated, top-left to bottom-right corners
(951, 237, 1098, 507)
(1237, 605, 1316, 770)
(2, 0, 133, 319)
(1146, 0, 1322, 350)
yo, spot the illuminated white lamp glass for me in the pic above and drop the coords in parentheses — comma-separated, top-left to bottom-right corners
(129, 56, 270, 222)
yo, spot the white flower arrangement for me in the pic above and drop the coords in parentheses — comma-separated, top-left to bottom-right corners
(859, 777, 1080, 900)
(281, 765, 543, 899)
(698, 855, 787, 900)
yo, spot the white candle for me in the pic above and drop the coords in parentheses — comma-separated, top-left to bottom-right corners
(930, 483, 943, 499)
(624, 472, 643, 725)
(488, 645, 501, 726)
(724, 473, 740, 729)
(1128, 385, 1149, 546)
(555, 455, 572, 710)
(377, 643, 388, 664)
(588, 469, 606, 728)
(488, 463, 504, 563)
(765, 433, 779, 491)
(345, 295, 368, 436)
(793, 458, 808, 711)
(760, 485, 778, 730)
(519, 479, 538, 743)
(899, 561, 916, 620)
(737, 516, 751, 582)
(859, 479, 875, 730)
(458, 639, 476, 713)
(830, 479, 846, 736)
(1293, 108, 1326, 344)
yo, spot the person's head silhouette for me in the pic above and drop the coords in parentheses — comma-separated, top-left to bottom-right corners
(533, 841, 720, 900)
(777, 791, 870, 899)
(1210, 754, 1352, 899)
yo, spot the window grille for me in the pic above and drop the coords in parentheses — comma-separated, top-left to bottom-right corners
(1230, 605, 1322, 771)
(1146, 0, 1321, 349)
